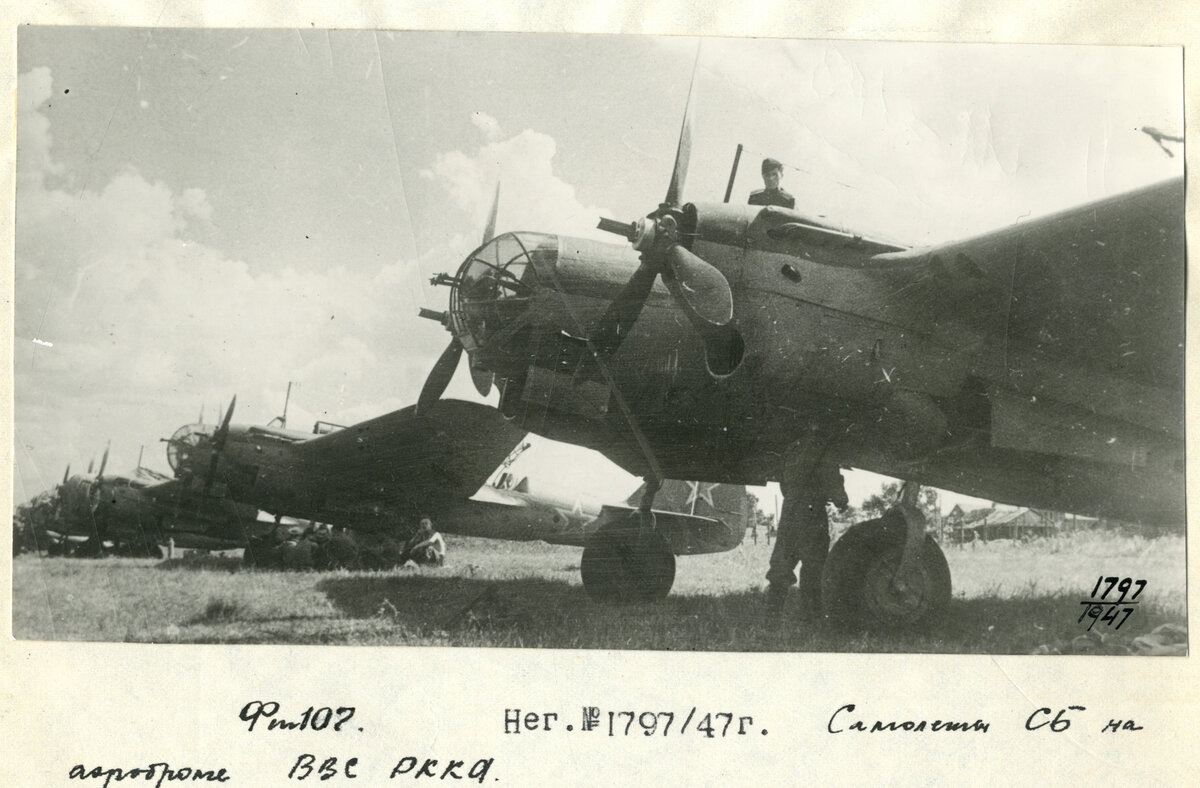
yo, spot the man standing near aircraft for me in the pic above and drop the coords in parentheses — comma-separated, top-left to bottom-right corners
(766, 456, 848, 618)
(749, 157, 795, 209)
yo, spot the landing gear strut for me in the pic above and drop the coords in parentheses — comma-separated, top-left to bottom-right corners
(580, 477, 676, 603)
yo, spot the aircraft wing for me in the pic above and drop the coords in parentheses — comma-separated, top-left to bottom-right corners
(293, 399, 526, 516)
(870, 176, 1185, 391)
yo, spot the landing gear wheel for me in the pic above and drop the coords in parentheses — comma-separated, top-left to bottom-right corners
(821, 513, 951, 629)
(581, 518, 676, 604)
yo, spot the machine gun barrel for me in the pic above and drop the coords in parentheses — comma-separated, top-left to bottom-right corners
(597, 217, 636, 241)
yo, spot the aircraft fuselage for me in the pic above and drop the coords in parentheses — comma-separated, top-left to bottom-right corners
(449, 195, 1183, 524)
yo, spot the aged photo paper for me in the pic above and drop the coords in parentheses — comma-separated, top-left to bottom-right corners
(3, 2, 1197, 785)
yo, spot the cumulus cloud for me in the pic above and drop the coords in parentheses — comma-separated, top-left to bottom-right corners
(421, 122, 612, 240)
(14, 68, 631, 497)
(14, 68, 457, 493)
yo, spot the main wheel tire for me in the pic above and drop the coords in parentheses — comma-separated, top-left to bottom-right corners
(581, 519, 676, 604)
(821, 512, 951, 629)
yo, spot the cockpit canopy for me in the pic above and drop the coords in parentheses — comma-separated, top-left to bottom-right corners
(166, 423, 214, 476)
(449, 232, 556, 350)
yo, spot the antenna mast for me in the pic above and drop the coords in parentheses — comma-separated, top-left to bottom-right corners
(281, 381, 295, 428)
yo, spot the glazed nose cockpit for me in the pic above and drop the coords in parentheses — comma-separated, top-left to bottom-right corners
(437, 231, 560, 380)
(165, 423, 215, 477)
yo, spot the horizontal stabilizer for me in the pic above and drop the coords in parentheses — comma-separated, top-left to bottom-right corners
(594, 505, 742, 555)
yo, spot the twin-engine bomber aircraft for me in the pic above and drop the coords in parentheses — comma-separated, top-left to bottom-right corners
(158, 398, 744, 601)
(414, 66, 1185, 628)
(31, 448, 264, 557)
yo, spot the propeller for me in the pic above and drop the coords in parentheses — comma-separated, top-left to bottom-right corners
(203, 396, 237, 493)
(418, 339, 465, 412)
(86, 441, 111, 516)
(469, 365, 496, 397)
(482, 182, 500, 246)
(89, 443, 112, 550)
(96, 442, 110, 480)
(417, 183, 502, 412)
(62, 464, 71, 486)
(592, 47, 732, 358)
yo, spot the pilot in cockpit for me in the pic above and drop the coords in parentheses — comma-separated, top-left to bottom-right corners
(749, 157, 795, 209)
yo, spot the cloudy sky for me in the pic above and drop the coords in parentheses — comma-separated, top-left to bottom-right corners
(13, 30, 1183, 508)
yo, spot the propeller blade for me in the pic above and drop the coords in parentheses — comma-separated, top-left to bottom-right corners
(203, 452, 222, 493)
(482, 182, 501, 245)
(663, 47, 701, 207)
(198, 403, 205, 425)
(204, 396, 236, 493)
(63, 464, 71, 486)
(470, 364, 494, 397)
(87, 458, 94, 474)
(418, 338, 464, 413)
(96, 442, 110, 480)
(85, 442, 111, 507)
(214, 396, 237, 451)
(589, 263, 659, 357)
(663, 245, 733, 327)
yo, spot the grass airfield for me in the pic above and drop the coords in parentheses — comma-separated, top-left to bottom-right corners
(12, 531, 1186, 654)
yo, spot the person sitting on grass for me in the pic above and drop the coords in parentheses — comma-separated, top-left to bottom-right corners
(399, 517, 446, 567)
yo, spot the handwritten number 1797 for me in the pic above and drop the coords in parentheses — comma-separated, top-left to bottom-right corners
(1089, 577, 1146, 604)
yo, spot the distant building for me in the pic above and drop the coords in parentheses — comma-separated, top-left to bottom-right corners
(941, 504, 1181, 544)
(945, 505, 1060, 543)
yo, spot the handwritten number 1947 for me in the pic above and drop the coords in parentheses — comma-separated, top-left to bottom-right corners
(1079, 577, 1146, 631)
